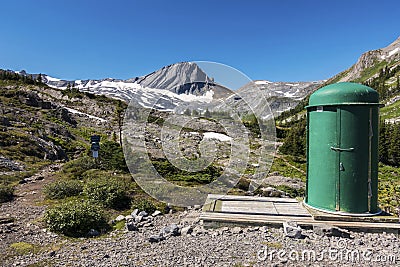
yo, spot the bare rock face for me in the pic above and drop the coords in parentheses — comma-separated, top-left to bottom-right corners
(137, 62, 213, 92)
(335, 36, 400, 82)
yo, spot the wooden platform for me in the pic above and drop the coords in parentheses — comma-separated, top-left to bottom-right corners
(201, 194, 400, 234)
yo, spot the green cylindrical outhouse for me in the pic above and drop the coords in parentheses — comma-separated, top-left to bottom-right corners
(304, 82, 381, 215)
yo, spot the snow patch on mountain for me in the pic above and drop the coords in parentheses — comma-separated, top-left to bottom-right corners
(64, 107, 107, 122)
(203, 132, 232, 142)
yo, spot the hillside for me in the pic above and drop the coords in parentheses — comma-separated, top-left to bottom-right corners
(0, 71, 126, 190)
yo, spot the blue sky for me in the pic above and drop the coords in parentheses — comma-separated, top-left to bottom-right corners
(0, 0, 399, 82)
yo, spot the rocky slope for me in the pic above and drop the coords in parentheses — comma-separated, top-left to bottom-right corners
(229, 80, 323, 118)
(331, 36, 400, 83)
(0, 76, 123, 182)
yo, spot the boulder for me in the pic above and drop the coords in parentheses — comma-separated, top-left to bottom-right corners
(138, 211, 148, 217)
(283, 221, 303, 239)
(151, 210, 162, 217)
(161, 223, 180, 237)
(131, 209, 139, 217)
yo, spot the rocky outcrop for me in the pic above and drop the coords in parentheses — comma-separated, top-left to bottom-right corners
(333, 36, 400, 82)
(137, 62, 213, 91)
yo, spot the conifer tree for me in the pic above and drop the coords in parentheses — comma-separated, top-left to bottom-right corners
(379, 120, 389, 164)
(37, 73, 42, 84)
(389, 123, 400, 166)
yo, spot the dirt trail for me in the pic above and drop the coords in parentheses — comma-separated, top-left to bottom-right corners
(0, 164, 62, 262)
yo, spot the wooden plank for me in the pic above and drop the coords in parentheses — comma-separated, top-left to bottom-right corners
(202, 194, 400, 233)
(200, 212, 400, 229)
(200, 212, 400, 231)
(206, 194, 298, 203)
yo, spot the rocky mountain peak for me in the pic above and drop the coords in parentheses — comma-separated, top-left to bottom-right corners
(137, 62, 215, 93)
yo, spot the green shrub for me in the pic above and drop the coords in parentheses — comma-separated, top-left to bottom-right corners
(84, 177, 130, 210)
(45, 200, 108, 237)
(62, 157, 96, 179)
(0, 184, 14, 203)
(131, 198, 157, 213)
(44, 180, 83, 199)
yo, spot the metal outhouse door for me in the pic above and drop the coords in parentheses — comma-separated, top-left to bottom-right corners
(305, 82, 380, 215)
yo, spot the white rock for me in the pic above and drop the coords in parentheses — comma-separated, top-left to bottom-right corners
(115, 215, 125, 222)
(152, 210, 162, 217)
(125, 215, 134, 221)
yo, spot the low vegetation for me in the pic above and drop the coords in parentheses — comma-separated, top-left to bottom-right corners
(380, 100, 400, 121)
(130, 198, 158, 214)
(0, 184, 14, 203)
(44, 180, 83, 199)
(9, 242, 40, 256)
(151, 159, 223, 185)
(84, 177, 131, 210)
(45, 200, 109, 237)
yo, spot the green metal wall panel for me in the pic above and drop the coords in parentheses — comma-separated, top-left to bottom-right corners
(306, 107, 338, 210)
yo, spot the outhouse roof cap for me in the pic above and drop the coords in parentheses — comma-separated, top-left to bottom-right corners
(308, 82, 380, 107)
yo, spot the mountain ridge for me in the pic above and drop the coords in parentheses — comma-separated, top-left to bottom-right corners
(330, 36, 400, 83)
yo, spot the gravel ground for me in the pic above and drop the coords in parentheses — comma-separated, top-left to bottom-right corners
(1, 169, 399, 267)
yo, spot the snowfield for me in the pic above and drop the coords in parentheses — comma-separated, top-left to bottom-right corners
(203, 132, 232, 142)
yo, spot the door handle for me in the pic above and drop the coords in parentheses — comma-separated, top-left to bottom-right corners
(330, 147, 355, 152)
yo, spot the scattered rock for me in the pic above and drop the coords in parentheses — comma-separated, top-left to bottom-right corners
(283, 221, 303, 239)
(192, 226, 206, 236)
(313, 224, 350, 238)
(161, 224, 180, 237)
(143, 222, 153, 228)
(231, 226, 243, 234)
(180, 225, 193, 235)
(260, 226, 268, 233)
(149, 235, 165, 243)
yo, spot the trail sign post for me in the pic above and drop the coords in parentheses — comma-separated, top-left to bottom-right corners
(90, 135, 100, 158)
